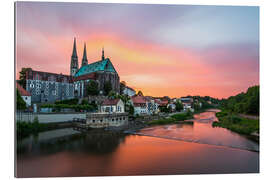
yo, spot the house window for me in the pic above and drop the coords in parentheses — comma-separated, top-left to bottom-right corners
(93, 120, 95, 123)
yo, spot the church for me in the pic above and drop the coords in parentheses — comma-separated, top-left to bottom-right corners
(71, 38, 120, 97)
(25, 38, 120, 103)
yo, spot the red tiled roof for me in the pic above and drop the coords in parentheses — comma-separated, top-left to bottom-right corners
(74, 72, 96, 81)
(26, 69, 74, 83)
(102, 99, 120, 106)
(131, 95, 147, 104)
(155, 99, 168, 106)
(16, 82, 31, 96)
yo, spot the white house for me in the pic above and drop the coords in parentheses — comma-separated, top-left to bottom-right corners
(100, 99, 125, 113)
(17, 82, 31, 107)
(130, 95, 148, 115)
(85, 98, 128, 128)
(123, 86, 136, 97)
(180, 97, 193, 111)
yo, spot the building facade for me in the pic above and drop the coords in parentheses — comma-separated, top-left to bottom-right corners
(25, 70, 74, 103)
(131, 95, 149, 115)
(24, 38, 120, 104)
(100, 99, 125, 113)
(85, 99, 128, 128)
(73, 43, 120, 98)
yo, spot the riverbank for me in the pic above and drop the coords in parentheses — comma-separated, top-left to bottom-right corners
(212, 111, 259, 141)
(146, 112, 194, 126)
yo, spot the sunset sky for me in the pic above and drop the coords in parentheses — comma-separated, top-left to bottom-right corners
(16, 2, 259, 99)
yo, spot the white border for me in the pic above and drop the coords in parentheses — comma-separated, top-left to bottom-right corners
(1, 0, 270, 180)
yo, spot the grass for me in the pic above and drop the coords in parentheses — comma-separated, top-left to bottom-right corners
(147, 112, 193, 125)
(213, 111, 259, 135)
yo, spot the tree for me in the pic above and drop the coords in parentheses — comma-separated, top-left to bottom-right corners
(159, 106, 169, 113)
(120, 81, 126, 95)
(108, 91, 117, 99)
(137, 90, 143, 96)
(18, 67, 32, 89)
(17, 89, 26, 110)
(104, 81, 112, 96)
(86, 81, 99, 96)
(127, 104, 134, 115)
(175, 100, 183, 112)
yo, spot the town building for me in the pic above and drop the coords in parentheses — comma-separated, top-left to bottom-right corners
(180, 97, 193, 111)
(100, 99, 125, 113)
(73, 39, 120, 97)
(85, 99, 128, 128)
(130, 95, 149, 115)
(167, 103, 176, 112)
(25, 70, 74, 103)
(24, 37, 120, 103)
(123, 86, 136, 97)
(145, 96, 159, 114)
(17, 82, 31, 107)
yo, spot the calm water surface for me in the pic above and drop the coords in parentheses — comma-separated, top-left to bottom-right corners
(16, 110, 259, 177)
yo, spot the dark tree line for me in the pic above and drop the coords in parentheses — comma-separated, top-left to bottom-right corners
(221, 85, 259, 115)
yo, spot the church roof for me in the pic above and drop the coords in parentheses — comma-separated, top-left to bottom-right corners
(74, 58, 117, 77)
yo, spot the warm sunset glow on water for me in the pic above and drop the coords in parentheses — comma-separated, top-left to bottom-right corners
(15, 2, 259, 98)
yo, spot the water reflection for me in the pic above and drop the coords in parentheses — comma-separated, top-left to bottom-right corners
(138, 111, 259, 151)
(16, 110, 259, 177)
(17, 129, 126, 155)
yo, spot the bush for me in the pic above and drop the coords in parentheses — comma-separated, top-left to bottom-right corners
(216, 111, 228, 118)
(213, 111, 259, 135)
(171, 112, 193, 121)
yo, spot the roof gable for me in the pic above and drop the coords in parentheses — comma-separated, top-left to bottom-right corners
(16, 82, 31, 96)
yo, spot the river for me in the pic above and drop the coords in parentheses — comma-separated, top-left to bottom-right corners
(16, 110, 259, 177)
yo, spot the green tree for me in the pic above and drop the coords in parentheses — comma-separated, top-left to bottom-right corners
(16, 89, 26, 110)
(159, 106, 169, 113)
(127, 104, 134, 115)
(108, 91, 117, 99)
(18, 67, 32, 89)
(86, 81, 99, 96)
(175, 100, 183, 112)
(104, 81, 112, 96)
(120, 81, 126, 95)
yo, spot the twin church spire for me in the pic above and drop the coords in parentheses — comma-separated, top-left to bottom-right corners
(70, 37, 106, 76)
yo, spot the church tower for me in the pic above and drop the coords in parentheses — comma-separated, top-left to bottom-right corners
(81, 43, 88, 67)
(102, 47, 105, 60)
(70, 38, 78, 76)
